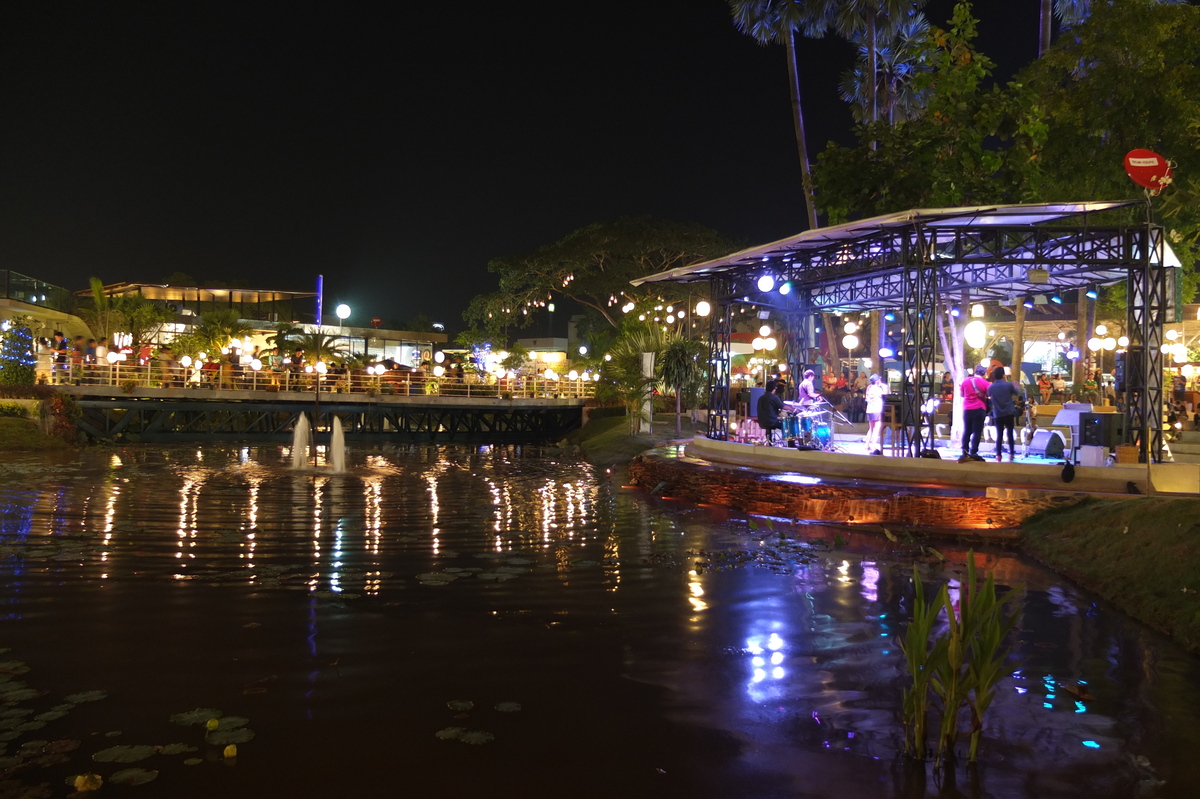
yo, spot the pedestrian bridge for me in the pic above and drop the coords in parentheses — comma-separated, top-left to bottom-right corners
(63, 385, 587, 445)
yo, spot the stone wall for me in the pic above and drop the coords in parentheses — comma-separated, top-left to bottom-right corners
(628, 451, 1080, 537)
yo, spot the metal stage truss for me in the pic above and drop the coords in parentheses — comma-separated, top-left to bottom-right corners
(634, 202, 1175, 461)
(73, 397, 584, 445)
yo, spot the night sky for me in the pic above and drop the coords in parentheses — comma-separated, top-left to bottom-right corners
(1, 1, 1035, 333)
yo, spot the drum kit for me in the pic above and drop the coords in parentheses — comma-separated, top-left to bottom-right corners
(782, 400, 845, 451)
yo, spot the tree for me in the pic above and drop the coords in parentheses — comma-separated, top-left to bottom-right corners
(833, 0, 928, 128)
(0, 316, 37, 386)
(730, 0, 835, 229)
(162, 271, 198, 286)
(657, 338, 708, 436)
(79, 278, 118, 342)
(838, 13, 932, 124)
(115, 295, 174, 351)
(463, 217, 735, 338)
(290, 332, 346, 365)
(266, 321, 303, 351)
(193, 309, 256, 353)
(813, 2, 1041, 223)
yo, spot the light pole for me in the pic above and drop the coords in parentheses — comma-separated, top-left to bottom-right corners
(336, 304, 351, 350)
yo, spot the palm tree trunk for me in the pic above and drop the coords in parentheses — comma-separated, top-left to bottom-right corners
(1013, 301, 1025, 386)
(1038, 0, 1052, 58)
(675, 387, 683, 437)
(867, 10, 878, 126)
(785, 31, 819, 230)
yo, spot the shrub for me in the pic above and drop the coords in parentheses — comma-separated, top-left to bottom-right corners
(0, 402, 28, 418)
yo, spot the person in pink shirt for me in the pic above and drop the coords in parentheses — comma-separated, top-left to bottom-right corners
(959, 364, 990, 462)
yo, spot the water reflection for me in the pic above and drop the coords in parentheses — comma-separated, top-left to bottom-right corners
(0, 445, 1194, 797)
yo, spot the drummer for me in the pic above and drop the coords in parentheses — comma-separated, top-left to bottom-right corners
(795, 369, 822, 410)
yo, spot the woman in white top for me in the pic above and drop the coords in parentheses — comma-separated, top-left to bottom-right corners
(864, 373, 888, 455)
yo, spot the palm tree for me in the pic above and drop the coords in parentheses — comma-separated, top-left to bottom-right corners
(838, 13, 931, 124)
(290, 332, 346, 365)
(833, 0, 927, 127)
(194, 309, 256, 353)
(115, 295, 174, 350)
(79, 277, 117, 342)
(730, 0, 836, 230)
(265, 321, 302, 351)
(658, 338, 708, 436)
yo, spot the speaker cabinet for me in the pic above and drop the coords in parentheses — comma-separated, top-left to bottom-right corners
(1079, 413, 1124, 448)
(1028, 429, 1067, 459)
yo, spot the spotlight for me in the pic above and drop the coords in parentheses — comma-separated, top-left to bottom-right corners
(878, 347, 894, 358)
(1022, 295, 1035, 309)
(883, 312, 895, 322)
(779, 282, 791, 296)
(757, 275, 775, 293)
(950, 306, 961, 318)
(1049, 294, 1063, 304)
(1085, 286, 1099, 300)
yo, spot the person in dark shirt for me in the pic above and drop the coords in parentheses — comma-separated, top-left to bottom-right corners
(757, 380, 785, 445)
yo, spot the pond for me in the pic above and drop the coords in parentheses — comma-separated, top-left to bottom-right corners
(0, 445, 1194, 798)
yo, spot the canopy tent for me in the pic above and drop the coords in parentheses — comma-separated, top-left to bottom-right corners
(633, 202, 1175, 462)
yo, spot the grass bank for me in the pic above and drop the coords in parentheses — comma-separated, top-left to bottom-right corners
(566, 413, 702, 469)
(1021, 497, 1200, 653)
(0, 417, 70, 450)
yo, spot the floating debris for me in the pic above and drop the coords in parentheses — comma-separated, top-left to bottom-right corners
(446, 700, 474, 712)
(435, 727, 465, 740)
(494, 702, 522, 713)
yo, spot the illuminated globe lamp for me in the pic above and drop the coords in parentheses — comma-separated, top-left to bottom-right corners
(336, 304, 351, 321)
(843, 321, 858, 335)
(179, 355, 192, 368)
(578, 345, 588, 356)
(878, 347, 895, 359)
(1117, 336, 1129, 348)
(250, 359, 262, 371)
(315, 361, 328, 375)
(1087, 337, 1102, 352)
(758, 324, 772, 337)
(568, 370, 579, 381)
(434, 351, 445, 364)
(757, 275, 775, 293)
(1166, 329, 1180, 342)
(694, 301, 711, 317)
(1095, 324, 1108, 336)
(433, 365, 445, 377)
(842, 334, 859, 350)
(1102, 337, 1117, 351)
(964, 320, 987, 349)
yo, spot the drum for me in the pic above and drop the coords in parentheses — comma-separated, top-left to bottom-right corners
(781, 414, 800, 439)
(813, 423, 833, 447)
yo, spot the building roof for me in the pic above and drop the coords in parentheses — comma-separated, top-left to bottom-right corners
(76, 282, 317, 304)
(632, 202, 1142, 287)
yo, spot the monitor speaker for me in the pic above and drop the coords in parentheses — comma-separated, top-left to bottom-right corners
(1028, 429, 1066, 459)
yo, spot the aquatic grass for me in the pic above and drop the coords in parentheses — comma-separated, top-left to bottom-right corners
(900, 552, 1021, 766)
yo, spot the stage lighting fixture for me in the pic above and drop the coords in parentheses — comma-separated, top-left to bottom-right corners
(1022, 295, 1035, 309)
(1085, 286, 1099, 300)
(1049, 293, 1063, 304)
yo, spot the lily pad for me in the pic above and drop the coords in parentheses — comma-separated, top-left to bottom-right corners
(204, 728, 255, 745)
(459, 730, 494, 745)
(50, 704, 75, 713)
(0, 661, 30, 674)
(92, 744, 157, 763)
(183, 757, 203, 766)
(158, 743, 197, 755)
(211, 716, 248, 732)
(494, 702, 522, 712)
(43, 740, 80, 754)
(446, 700, 474, 711)
(34, 711, 67, 722)
(105, 731, 121, 738)
(63, 690, 107, 703)
(110, 767, 158, 786)
(435, 727, 465, 740)
(14, 721, 46, 732)
(0, 687, 40, 702)
(0, 755, 24, 768)
(169, 708, 222, 726)
(19, 740, 48, 751)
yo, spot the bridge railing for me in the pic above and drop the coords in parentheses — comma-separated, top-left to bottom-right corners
(43, 362, 596, 400)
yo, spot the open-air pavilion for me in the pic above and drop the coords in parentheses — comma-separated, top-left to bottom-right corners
(633, 201, 1177, 463)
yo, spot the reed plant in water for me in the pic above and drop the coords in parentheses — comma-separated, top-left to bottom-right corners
(900, 552, 1021, 767)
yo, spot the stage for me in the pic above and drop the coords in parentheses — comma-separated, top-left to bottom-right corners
(685, 435, 1200, 497)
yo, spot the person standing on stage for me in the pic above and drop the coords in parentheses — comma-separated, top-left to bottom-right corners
(959, 364, 990, 462)
(864, 374, 887, 455)
(988, 366, 1021, 462)
(757, 379, 785, 445)
(798, 369, 821, 410)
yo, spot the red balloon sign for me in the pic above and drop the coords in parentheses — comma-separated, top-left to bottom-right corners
(1124, 149, 1173, 191)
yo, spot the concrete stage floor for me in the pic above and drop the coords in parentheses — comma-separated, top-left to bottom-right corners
(687, 434, 1200, 497)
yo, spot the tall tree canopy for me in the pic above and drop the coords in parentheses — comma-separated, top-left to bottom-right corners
(463, 216, 737, 339)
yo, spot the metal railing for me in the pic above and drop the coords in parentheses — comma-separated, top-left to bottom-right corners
(42, 362, 596, 400)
